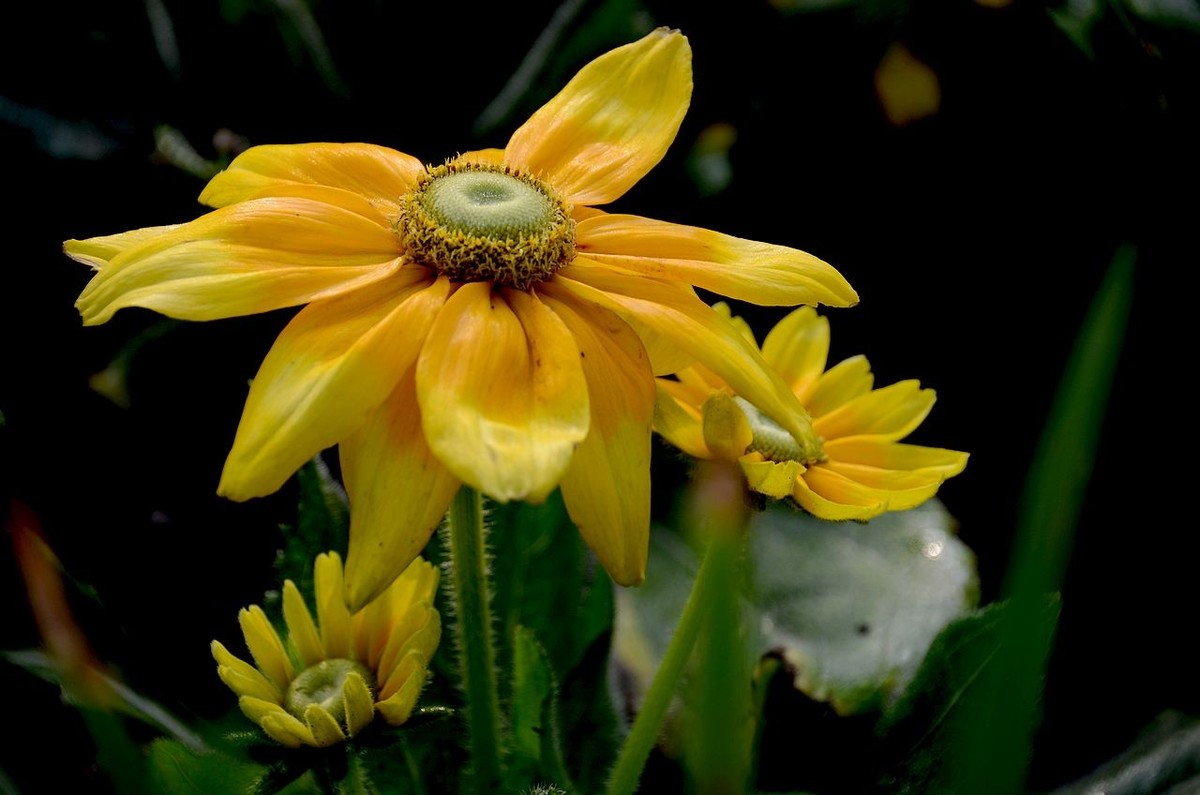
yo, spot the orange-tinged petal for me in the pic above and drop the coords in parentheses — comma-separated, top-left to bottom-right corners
(761, 306, 831, 403)
(576, 214, 858, 308)
(217, 271, 447, 501)
(451, 148, 506, 167)
(416, 284, 589, 503)
(823, 438, 969, 477)
(792, 468, 883, 521)
(543, 292, 654, 587)
(814, 380, 935, 443)
(505, 28, 691, 206)
(341, 370, 459, 611)
(553, 260, 815, 454)
(314, 552, 353, 659)
(75, 198, 402, 324)
(64, 225, 180, 270)
(806, 355, 874, 419)
(199, 143, 424, 212)
(238, 606, 294, 690)
(282, 580, 325, 668)
(653, 384, 709, 459)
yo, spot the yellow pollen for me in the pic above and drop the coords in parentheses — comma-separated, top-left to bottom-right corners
(398, 162, 575, 290)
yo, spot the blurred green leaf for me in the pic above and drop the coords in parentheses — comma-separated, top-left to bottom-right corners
(1045, 712, 1200, 795)
(1125, 0, 1200, 30)
(277, 456, 350, 596)
(146, 738, 266, 794)
(508, 625, 572, 792)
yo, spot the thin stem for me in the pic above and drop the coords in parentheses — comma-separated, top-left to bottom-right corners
(605, 531, 729, 795)
(447, 486, 503, 791)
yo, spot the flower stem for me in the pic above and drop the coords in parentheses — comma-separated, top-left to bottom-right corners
(605, 479, 744, 794)
(447, 486, 503, 790)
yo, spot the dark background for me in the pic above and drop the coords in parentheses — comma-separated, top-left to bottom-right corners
(2, 0, 1194, 791)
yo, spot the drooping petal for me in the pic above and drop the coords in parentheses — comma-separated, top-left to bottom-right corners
(805, 355, 875, 418)
(416, 283, 589, 503)
(218, 271, 447, 501)
(813, 380, 936, 443)
(341, 370, 460, 611)
(760, 306, 831, 403)
(75, 198, 402, 325)
(792, 468, 883, 521)
(576, 214, 858, 307)
(199, 143, 425, 214)
(505, 28, 691, 206)
(553, 260, 815, 454)
(542, 292, 654, 586)
(64, 225, 180, 270)
(314, 552, 353, 659)
(281, 580, 325, 669)
(823, 438, 969, 477)
(237, 606, 294, 690)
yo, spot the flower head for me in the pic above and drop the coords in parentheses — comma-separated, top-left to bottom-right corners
(65, 29, 857, 606)
(211, 552, 440, 748)
(655, 305, 968, 520)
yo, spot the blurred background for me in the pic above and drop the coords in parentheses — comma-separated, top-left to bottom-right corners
(2, 0, 1195, 791)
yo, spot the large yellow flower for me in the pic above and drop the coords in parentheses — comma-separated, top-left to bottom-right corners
(211, 552, 440, 748)
(65, 29, 856, 607)
(655, 305, 967, 520)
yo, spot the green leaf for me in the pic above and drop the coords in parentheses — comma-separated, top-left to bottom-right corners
(508, 626, 572, 793)
(277, 456, 350, 595)
(145, 738, 267, 795)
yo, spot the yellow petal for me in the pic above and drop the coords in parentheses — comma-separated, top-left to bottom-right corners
(237, 606, 294, 690)
(343, 671, 376, 737)
(819, 461, 945, 511)
(814, 381, 935, 443)
(211, 640, 282, 702)
(823, 438, 969, 477)
(553, 261, 814, 454)
(542, 292, 654, 587)
(700, 392, 753, 462)
(259, 710, 316, 748)
(416, 284, 589, 503)
(64, 225, 180, 270)
(217, 271, 447, 501)
(806, 355, 875, 418)
(576, 214, 857, 308)
(304, 703, 347, 747)
(314, 552, 353, 659)
(238, 696, 290, 725)
(199, 143, 425, 213)
(340, 370, 460, 611)
(378, 609, 441, 692)
(760, 307, 831, 403)
(281, 580, 325, 669)
(75, 197, 402, 325)
(652, 383, 710, 459)
(451, 148, 506, 167)
(792, 468, 883, 521)
(377, 651, 426, 723)
(739, 455, 805, 500)
(505, 28, 692, 206)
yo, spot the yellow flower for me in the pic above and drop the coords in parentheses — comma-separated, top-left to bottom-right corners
(65, 29, 857, 606)
(655, 305, 968, 520)
(211, 552, 440, 748)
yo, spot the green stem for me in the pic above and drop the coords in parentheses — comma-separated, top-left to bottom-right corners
(605, 533, 728, 795)
(447, 486, 503, 790)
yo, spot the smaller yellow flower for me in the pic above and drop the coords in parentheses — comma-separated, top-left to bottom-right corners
(655, 305, 968, 520)
(211, 552, 440, 748)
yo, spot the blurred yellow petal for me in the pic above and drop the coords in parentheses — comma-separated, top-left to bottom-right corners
(341, 370, 459, 611)
(282, 581, 325, 669)
(653, 384, 709, 459)
(576, 214, 858, 308)
(874, 42, 941, 128)
(543, 291, 654, 587)
(814, 381, 935, 442)
(416, 283, 589, 503)
(761, 307, 830, 403)
(218, 271, 447, 501)
(75, 198, 402, 325)
(740, 455, 805, 500)
(505, 28, 691, 205)
(238, 606, 294, 690)
(199, 143, 425, 211)
(700, 392, 753, 461)
(314, 552, 353, 659)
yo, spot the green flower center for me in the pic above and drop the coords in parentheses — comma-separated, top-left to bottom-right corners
(735, 397, 826, 465)
(284, 658, 376, 724)
(399, 162, 575, 290)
